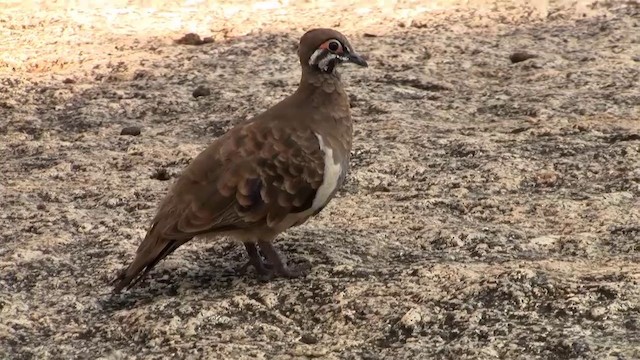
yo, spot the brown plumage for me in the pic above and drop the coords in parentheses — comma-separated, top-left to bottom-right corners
(112, 28, 368, 292)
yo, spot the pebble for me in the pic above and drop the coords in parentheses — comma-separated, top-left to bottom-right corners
(175, 33, 214, 46)
(535, 170, 559, 187)
(120, 126, 141, 136)
(510, 51, 538, 63)
(589, 306, 606, 321)
(258, 292, 278, 309)
(299, 333, 319, 344)
(192, 85, 211, 98)
(151, 168, 171, 181)
(399, 308, 422, 328)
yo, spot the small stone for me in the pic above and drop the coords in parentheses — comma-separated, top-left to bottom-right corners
(410, 20, 428, 29)
(535, 170, 559, 187)
(363, 33, 378, 38)
(472, 243, 489, 257)
(0, 99, 16, 109)
(299, 333, 319, 344)
(624, 317, 638, 330)
(105, 198, 120, 208)
(175, 33, 203, 45)
(399, 308, 422, 328)
(258, 292, 278, 309)
(510, 51, 538, 63)
(151, 168, 171, 181)
(528, 235, 558, 248)
(133, 69, 151, 80)
(120, 126, 141, 136)
(36, 204, 46, 210)
(608, 133, 640, 143)
(63, 78, 76, 84)
(79, 222, 93, 232)
(589, 306, 606, 321)
(596, 285, 618, 300)
(466, 232, 488, 242)
(192, 85, 211, 98)
(348, 93, 358, 108)
(175, 33, 213, 46)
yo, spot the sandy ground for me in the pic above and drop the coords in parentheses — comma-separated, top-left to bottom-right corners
(1, 0, 640, 358)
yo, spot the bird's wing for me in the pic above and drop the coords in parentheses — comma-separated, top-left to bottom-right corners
(112, 121, 326, 292)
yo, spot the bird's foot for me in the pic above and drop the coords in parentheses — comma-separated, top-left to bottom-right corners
(257, 240, 311, 280)
(257, 262, 311, 281)
(236, 242, 272, 276)
(235, 260, 273, 276)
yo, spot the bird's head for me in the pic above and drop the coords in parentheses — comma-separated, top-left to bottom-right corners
(298, 28, 368, 74)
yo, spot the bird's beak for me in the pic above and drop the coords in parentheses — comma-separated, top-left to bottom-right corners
(346, 52, 368, 67)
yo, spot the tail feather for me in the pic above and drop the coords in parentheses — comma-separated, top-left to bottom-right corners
(112, 235, 188, 293)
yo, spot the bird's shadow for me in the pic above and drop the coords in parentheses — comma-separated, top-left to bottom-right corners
(98, 240, 317, 313)
(99, 243, 248, 312)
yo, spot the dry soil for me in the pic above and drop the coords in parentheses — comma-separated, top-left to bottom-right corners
(1, 0, 639, 359)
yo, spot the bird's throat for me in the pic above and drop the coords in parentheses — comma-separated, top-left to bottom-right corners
(302, 67, 342, 91)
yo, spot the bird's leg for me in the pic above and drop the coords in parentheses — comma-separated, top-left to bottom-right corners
(257, 240, 310, 279)
(236, 242, 271, 276)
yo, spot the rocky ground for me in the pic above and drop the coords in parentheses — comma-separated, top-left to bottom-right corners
(1, 0, 639, 359)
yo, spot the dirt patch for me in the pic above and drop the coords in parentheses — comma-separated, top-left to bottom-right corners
(1, 0, 639, 359)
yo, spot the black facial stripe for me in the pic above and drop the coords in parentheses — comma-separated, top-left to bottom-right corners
(310, 49, 343, 73)
(325, 58, 338, 73)
(317, 51, 330, 64)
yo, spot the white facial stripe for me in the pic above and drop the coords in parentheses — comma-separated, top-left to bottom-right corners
(308, 49, 324, 66)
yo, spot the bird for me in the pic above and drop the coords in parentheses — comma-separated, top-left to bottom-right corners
(112, 28, 368, 293)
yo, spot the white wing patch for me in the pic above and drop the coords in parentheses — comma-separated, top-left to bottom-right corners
(271, 133, 343, 231)
(312, 133, 342, 210)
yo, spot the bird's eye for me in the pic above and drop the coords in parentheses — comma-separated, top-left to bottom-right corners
(327, 40, 341, 52)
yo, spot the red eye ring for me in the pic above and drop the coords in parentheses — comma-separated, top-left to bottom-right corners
(321, 39, 343, 53)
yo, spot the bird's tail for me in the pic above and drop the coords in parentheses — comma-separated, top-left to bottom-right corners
(112, 224, 188, 293)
